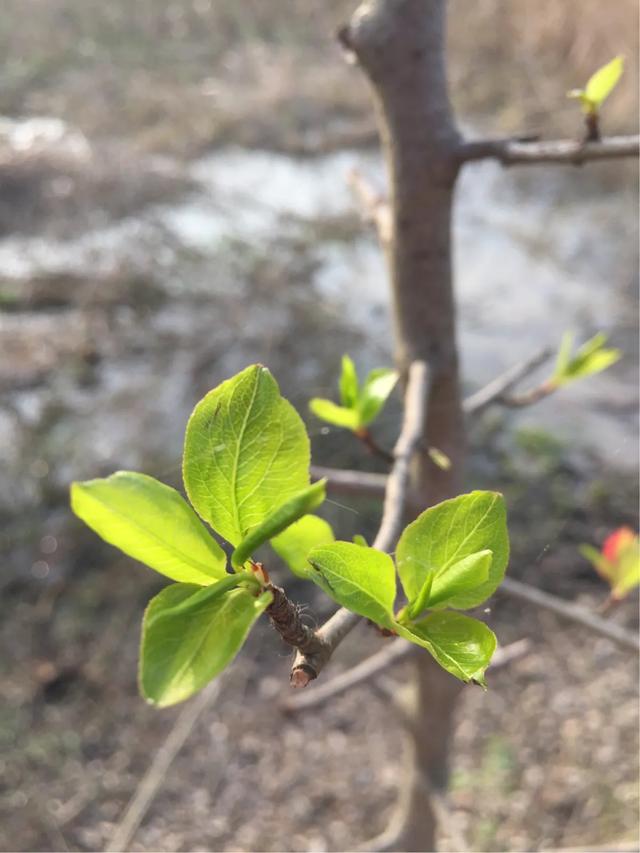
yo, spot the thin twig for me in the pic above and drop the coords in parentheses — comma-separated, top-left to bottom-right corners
(500, 577, 640, 654)
(499, 381, 556, 408)
(290, 361, 431, 687)
(463, 347, 552, 415)
(355, 426, 395, 463)
(281, 638, 530, 713)
(348, 168, 392, 245)
(458, 134, 640, 166)
(311, 464, 387, 498)
(105, 680, 221, 852)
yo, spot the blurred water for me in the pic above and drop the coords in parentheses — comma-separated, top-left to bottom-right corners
(0, 136, 638, 505)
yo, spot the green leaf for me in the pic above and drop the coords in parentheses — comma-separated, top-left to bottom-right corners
(70, 472, 227, 585)
(271, 514, 335, 578)
(339, 355, 359, 408)
(585, 56, 624, 108)
(232, 480, 326, 568)
(358, 368, 399, 426)
(309, 398, 361, 430)
(396, 491, 509, 610)
(406, 573, 435, 621)
(307, 542, 397, 628)
(612, 541, 640, 599)
(395, 612, 496, 684)
(140, 582, 271, 707)
(554, 330, 574, 377)
(424, 550, 493, 611)
(183, 364, 310, 546)
(552, 332, 621, 387)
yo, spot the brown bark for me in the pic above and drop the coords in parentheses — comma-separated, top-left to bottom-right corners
(343, 1, 465, 848)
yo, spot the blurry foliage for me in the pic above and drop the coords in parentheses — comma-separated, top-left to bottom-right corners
(551, 332, 621, 388)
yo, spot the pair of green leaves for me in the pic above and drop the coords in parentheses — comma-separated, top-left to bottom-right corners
(72, 365, 327, 706)
(567, 55, 624, 116)
(551, 332, 620, 388)
(273, 491, 509, 685)
(309, 355, 398, 432)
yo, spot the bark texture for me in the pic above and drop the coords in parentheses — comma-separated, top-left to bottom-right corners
(344, 1, 465, 848)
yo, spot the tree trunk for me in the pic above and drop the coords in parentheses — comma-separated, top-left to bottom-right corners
(344, 1, 465, 848)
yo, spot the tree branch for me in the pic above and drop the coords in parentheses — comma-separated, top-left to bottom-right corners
(290, 360, 430, 687)
(458, 135, 640, 167)
(311, 464, 387, 498)
(463, 347, 552, 415)
(500, 577, 640, 654)
(355, 426, 395, 463)
(106, 679, 222, 852)
(498, 381, 556, 408)
(265, 583, 328, 660)
(281, 638, 530, 713)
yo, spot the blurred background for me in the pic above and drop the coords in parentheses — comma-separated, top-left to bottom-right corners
(0, 2, 638, 851)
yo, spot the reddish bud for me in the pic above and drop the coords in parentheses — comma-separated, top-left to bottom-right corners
(602, 527, 636, 563)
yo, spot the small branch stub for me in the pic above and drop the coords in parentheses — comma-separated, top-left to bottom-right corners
(458, 134, 640, 167)
(262, 580, 332, 685)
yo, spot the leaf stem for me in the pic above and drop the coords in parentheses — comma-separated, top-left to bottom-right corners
(355, 427, 395, 464)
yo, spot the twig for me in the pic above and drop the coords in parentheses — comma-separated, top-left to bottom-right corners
(355, 426, 395, 463)
(348, 168, 392, 245)
(281, 637, 530, 713)
(499, 380, 556, 408)
(463, 347, 552, 415)
(290, 361, 431, 687)
(105, 680, 221, 852)
(458, 135, 640, 166)
(500, 577, 640, 654)
(311, 464, 387, 498)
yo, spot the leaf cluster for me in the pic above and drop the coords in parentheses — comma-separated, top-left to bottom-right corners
(71, 364, 509, 707)
(279, 491, 508, 686)
(309, 355, 398, 432)
(551, 332, 620, 388)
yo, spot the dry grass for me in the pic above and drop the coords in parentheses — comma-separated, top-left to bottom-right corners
(448, 0, 640, 138)
(0, 1, 636, 156)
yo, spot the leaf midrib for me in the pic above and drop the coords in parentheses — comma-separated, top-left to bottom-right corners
(229, 369, 261, 539)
